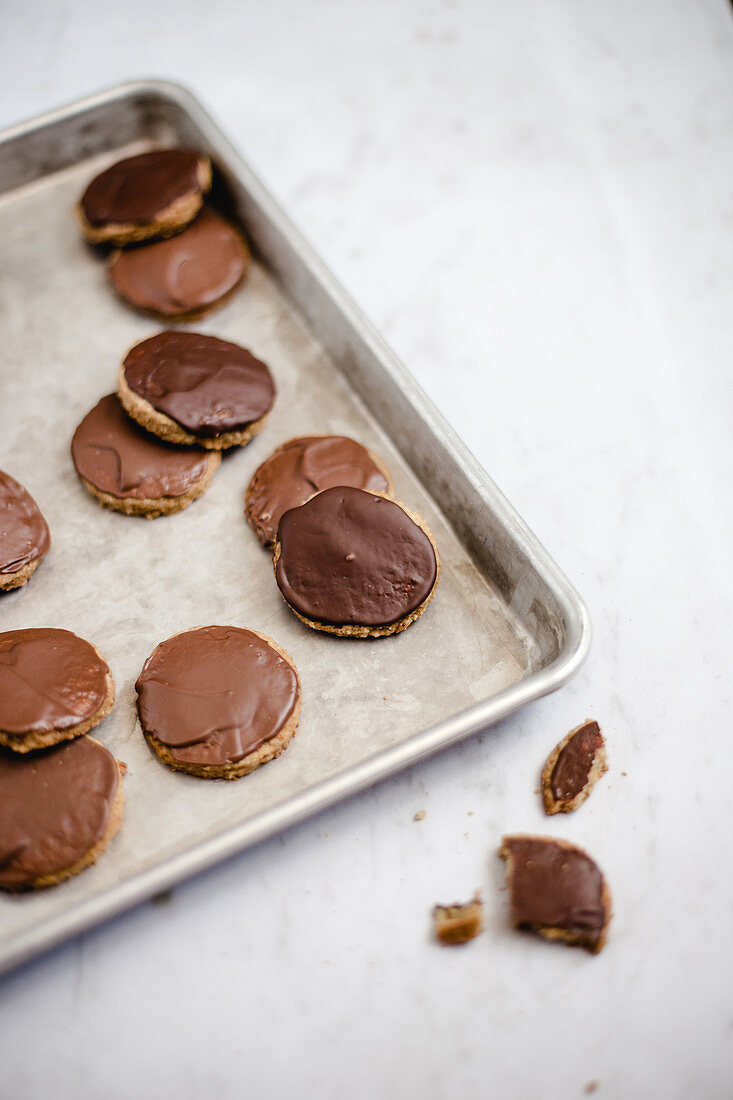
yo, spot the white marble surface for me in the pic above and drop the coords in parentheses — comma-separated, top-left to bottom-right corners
(0, 1, 731, 1097)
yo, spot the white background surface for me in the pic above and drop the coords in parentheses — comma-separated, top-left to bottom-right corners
(1, 1, 732, 1097)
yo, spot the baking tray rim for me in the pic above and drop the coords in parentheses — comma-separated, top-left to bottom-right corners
(0, 79, 591, 976)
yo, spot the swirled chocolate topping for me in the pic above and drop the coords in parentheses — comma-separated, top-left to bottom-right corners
(0, 628, 111, 735)
(108, 209, 249, 316)
(0, 471, 50, 575)
(72, 394, 210, 500)
(247, 436, 390, 548)
(136, 626, 299, 766)
(501, 836, 608, 946)
(0, 738, 119, 889)
(550, 720, 604, 803)
(81, 149, 203, 227)
(275, 486, 437, 627)
(124, 331, 275, 436)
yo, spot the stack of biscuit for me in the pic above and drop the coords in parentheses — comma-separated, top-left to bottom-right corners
(0, 627, 123, 891)
(72, 149, 269, 519)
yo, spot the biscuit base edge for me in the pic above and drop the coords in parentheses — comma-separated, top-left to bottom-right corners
(0, 556, 44, 591)
(76, 450, 221, 519)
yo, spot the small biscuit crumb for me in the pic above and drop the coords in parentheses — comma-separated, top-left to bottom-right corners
(584, 1082, 599, 1095)
(414, 809, 426, 821)
(432, 894, 483, 945)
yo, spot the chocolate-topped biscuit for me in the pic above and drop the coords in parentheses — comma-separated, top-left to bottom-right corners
(541, 720, 608, 815)
(72, 394, 221, 518)
(274, 486, 439, 638)
(499, 835, 611, 954)
(136, 625, 301, 779)
(0, 470, 50, 591)
(246, 435, 392, 549)
(0, 628, 115, 753)
(77, 149, 212, 245)
(108, 208, 250, 320)
(0, 737, 124, 891)
(118, 330, 275, 450)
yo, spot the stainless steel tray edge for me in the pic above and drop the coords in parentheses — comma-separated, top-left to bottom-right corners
(0, 82, 590, 976)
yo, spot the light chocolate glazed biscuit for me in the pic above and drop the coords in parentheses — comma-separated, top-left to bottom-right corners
(71, 394, 221, 518)
(273, 486, 439, 638)
(0, 737, 124, 891)
(0, 628, 115, 753)
(118, 330, 275, 450)
(0, 471, 51, 591)
(77, 149, 212, 246)
(135, 625, 301, 780)
(245, 435, 393, 549)
(499, 834, 612, 954)
(108, 208, 250, 320)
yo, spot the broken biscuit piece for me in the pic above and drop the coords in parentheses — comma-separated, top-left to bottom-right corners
(541, 719, 608, 815)
(499, 835, 611, 954)
(432, 894, 483, 945)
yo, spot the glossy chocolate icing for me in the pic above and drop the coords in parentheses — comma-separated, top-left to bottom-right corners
(108, 208, 248, 316)
(0, 471, 50, 575)
(0, 628, 110, 735)
(136, 626, 299, 766)
(0, 738, 119, 889)
(72, 394, 210, 500)
(247, 436, 389, 547)
(502, 836, 607, 943)
(124, 331, 275, 437)
(551, 720, 603, 802)
(81, 149, 203, 227)
(275, 486, 437, 627)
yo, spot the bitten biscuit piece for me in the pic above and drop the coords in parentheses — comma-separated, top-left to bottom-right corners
(274, 486, 439, 638)
(499, 835, 611, 954)
(118, 330, 275, 450)
(135, 626, 301, 780)
(246, 435, 393, 549)
(108, 208, 250, 320)
(0, 628, 115, 752)
(0, 737, 124, 891)
(433, 894, 483, 945)
(71, 394, 221, 518)
(541, 719, 608, 815)
(77, 149, 212, 245)
(0, 470, 50, 591)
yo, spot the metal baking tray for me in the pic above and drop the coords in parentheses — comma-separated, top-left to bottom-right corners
(0, 81, 590, 976)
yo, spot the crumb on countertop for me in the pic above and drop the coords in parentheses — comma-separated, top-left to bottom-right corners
(432, 894, 483, 945)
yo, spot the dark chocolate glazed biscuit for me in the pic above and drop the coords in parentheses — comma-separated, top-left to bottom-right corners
(0, 737, 123, 891)
(499, 835, 611, 954)
(542, 720, 608, 815)
(246, 435, 392, 549)
(119, 330, 275, 449)
(78, 149, 211, 244)
(136, 625, 301, 779)
(108, 208, 250, 319)
(71, 394, 220, 518)
(0, 471, 50, 590)
(0, 628, 115, 752)
(274, 486, 438, 637)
